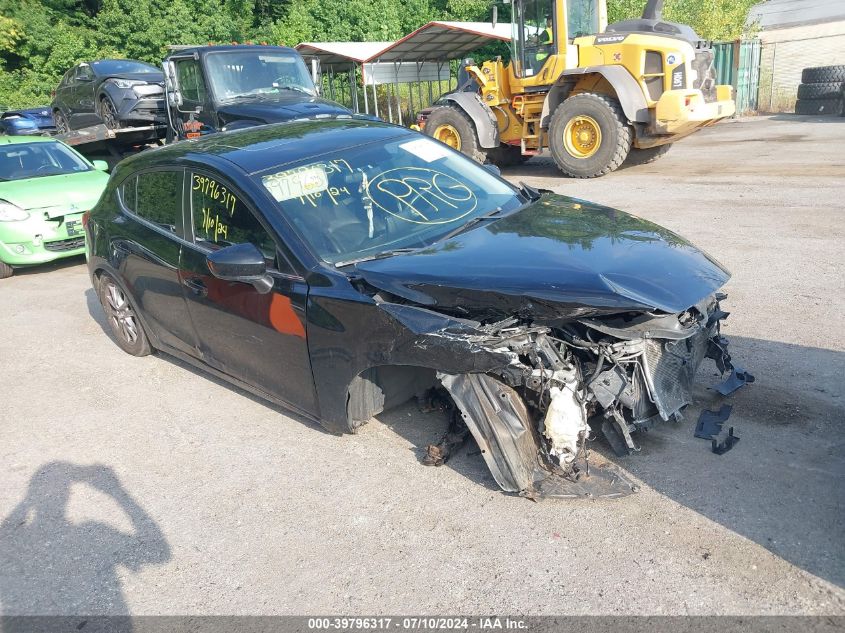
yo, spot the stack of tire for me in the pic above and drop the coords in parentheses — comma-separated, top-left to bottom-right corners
(795, 65, 845, 116)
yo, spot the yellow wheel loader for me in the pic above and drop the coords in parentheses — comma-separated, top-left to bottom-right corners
(420, 0, 735, 178)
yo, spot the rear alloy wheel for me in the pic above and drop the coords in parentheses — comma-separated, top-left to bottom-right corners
(99, 96, 120, 130)
(98, 273, 152, 356)
(53, 109, 69, 134)
(0, 261, 13, 279)
(624, 143, 672, 166)
(548, 93, 632, 178)
(424, 105, 486, 163)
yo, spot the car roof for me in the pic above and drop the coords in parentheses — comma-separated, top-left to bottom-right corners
(166, 44, 300, 58)
(118, 118, 416, 176)
(0, 135, 59, 145)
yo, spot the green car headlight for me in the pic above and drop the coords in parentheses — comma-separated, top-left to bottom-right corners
(0, 200, 30, 222)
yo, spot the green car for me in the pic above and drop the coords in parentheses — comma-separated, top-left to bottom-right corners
(0, 135, 109, 278)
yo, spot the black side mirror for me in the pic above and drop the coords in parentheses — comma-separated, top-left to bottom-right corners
(206, 243, 273, 294)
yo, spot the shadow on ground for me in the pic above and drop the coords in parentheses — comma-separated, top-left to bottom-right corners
(11, 255, 86, 277)
(0, 462, 170, 624)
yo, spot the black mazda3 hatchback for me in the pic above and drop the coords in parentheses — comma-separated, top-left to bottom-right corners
(85, 119, 749, 499)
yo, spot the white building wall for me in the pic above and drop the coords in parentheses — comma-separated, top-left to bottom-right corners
(754, 17, 845, 111)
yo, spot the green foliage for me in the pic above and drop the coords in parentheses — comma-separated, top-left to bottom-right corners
(607, 0, 757, 41)
(0, 0, 756, 109)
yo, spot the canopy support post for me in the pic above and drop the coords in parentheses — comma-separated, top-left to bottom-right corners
(394, 62, 403, 126)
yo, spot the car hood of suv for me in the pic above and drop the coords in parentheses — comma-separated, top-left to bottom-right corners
(217, 94, 350, 123)
(353, 195, 731, 321)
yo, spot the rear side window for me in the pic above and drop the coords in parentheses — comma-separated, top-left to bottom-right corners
(121, 170, 183, 234)
(190, 171, 277, 266)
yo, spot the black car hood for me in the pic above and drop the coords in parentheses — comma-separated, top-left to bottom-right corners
(354, 195, 730, 321)
(217, 95, 350, 123)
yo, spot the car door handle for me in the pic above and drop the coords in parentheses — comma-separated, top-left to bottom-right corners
(183, 277, 208, 297)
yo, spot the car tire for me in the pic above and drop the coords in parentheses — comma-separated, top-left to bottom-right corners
(97, 272, 152, 356)
(423, 105, 486, 163)
(486, 144, 526, 168)
(53, 109, 70, 134)
(0, 260, 13, 279)
(796, 82, 845, 100)
(99, 96, 120, 130)
(548, 92, 632, 178)
(624, 144, 672, 166)
(801, 65, 845, 85)
(795, 98, 844, 116)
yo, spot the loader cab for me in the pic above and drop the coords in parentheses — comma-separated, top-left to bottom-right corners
(510, 0, 606, 82)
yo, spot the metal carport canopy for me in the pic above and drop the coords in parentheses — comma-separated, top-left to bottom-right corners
(364, 21, 512, 63)
(295, 41, 393, 69)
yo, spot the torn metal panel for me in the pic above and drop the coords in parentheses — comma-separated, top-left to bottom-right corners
(695, 404, 733, 439)
(713, 367, 756, 396)
(438, 372, 543, 492)
(439, 371, 637, 499)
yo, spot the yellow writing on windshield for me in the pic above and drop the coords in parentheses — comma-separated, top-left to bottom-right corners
(367, 167, 477, 224)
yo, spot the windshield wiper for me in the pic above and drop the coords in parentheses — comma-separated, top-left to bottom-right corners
(432, 207, 506, 243)
(278, 86, 313, 95)
(335, 247, 421, 268)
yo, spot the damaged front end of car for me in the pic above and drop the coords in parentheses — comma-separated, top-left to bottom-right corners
(341, 195, 752, 499)
(376, 293, 744, 500)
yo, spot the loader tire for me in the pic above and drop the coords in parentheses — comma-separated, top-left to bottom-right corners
(625, 144, 672, 166)
(797, 82, 844, 100)
(548, 93, 632, 178)
(795, 98, 844, 116)
(801, 65, 845, 84)
(486, 144, 526, 168)
(424, 106, 485, 163)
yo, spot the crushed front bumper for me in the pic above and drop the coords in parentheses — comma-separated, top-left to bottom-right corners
(432, 294, 749, 499)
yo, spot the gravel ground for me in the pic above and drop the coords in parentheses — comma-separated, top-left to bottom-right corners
(0, 114, 843, 616)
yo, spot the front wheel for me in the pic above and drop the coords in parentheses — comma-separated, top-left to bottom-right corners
(0, 261, 13, 279)
(97, 273, 152, 356)
(548, 93, 632, 178)
(99, 96, 120, 130)
(423, 105, 485, 163)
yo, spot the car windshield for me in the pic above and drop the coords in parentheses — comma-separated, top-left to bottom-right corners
(0, 141, 91, 181)
(206, 51, 316, 101)
(258, 135, 525, 266)
(92, 60, 160, 74)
